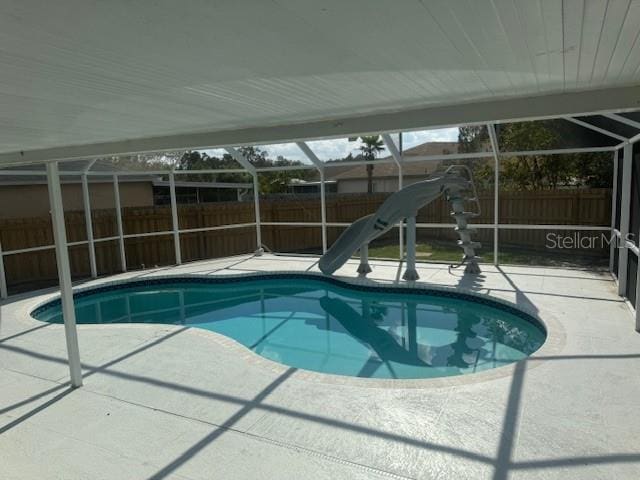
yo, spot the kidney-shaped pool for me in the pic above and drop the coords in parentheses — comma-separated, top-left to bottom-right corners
(32, 275, 546, 379)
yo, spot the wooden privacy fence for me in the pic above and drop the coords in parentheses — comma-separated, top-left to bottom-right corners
(0, 188, 611, 292)
(261, 188, 611, 252)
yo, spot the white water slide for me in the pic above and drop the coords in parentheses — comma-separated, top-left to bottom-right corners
(318, 166, 482, 280)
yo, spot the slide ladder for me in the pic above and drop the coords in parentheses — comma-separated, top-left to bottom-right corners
(445, 166, 482, 274)
(318, 165, 481, 280)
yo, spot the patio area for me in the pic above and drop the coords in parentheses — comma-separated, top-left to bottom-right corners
(1, 254, 638, 480)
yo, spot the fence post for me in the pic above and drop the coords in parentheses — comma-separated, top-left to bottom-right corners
(113, 174, 127, 272)
(0, 239, 7, 299)
(169, 172, 182, 265)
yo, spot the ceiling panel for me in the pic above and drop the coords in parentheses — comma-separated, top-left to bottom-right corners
(0, 0, 639, 161)
(590, 0, 632, 85)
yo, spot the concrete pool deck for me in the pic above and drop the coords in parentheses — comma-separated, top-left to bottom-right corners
(1, 254, 639, 479)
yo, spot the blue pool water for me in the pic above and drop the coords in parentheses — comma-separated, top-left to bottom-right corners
(32, 276, 545, 379)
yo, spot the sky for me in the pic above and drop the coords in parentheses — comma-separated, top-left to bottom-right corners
(203, 127, 459, 163)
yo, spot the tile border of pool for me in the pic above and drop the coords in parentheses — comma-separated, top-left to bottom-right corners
(31, 272, 547, 328)
(21, 269, 567, 389)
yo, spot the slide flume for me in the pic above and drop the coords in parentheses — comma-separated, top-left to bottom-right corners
(318, 168, 480, 277)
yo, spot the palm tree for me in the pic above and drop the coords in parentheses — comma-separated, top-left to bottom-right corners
(359, 135, 385, 194)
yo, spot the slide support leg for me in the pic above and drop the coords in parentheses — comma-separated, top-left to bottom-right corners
(357, 244, 372, 275)
(403, 216, 419, 281)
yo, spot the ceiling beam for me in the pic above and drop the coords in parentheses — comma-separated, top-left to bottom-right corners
(603, 113, 640, 130)
(380, 134, 402, 166)
(1, 85, 639, 168)
(564, 116, 629, 142)
(295, 142, 323, 169)
(224, 147, 255, 174)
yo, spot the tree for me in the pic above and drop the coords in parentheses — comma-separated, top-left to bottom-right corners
(174, 146, 316, 194)
(359, 135, 385, 194)
(453, 126, 494, 188)
(177, 150, 207, 171)
(175, 150, 251, 183)
(458, 122, 611, 190)
(458, 126, 489, 153)
(570, 152, 613, 188)
(238, 146, 268, 167)
(499, 121, 565, 190)
(106, 151, 183, 171)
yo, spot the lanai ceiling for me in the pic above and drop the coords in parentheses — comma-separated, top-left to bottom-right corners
(1, 0, 640, 164)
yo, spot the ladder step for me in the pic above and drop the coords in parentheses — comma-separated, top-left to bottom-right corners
(455, 226, 477, 234)
(457, 240, 482, 249)
(451, 211, 481, 218)
(461, 255, 482, 262)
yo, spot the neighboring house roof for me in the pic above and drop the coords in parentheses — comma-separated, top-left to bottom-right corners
(152, 180, 251, 189)
(330, 162, 439, 181)
(330, 142, 460, 181)
(400, 141, 459, 157)
(0, 159, 157, 185)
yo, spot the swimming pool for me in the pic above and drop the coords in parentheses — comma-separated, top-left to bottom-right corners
(32, 275, 546, 379)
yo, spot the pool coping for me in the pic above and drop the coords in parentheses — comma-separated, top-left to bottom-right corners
(26, 270, 566, 389)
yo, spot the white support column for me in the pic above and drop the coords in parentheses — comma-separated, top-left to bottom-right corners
(397, 163, 404, 260)
(626, 136, 640, 328)
(169, 172, 182, 265)
(113, 174, 127, 271)
(610, 151, 619, 273)
(399, 133, 404, 259)
(81, 171, 97, 278)
(251, 174, 263, 254)
(635, 258, 640, 331)
(319, 169, 327, 252)
(46, 162, 82, 388)
(296, 142, 327, 253)
(618, 143, 632, 296)
(226, 147, 263, 255)
(0, 240, 7, 299)
(381, 133, 404, 259)
(487, 124, 500, 266)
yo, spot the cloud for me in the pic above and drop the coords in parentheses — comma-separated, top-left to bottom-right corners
(201, 128, 459, 162)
